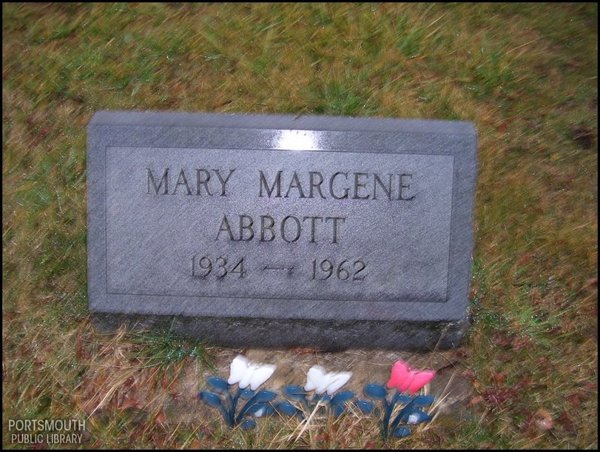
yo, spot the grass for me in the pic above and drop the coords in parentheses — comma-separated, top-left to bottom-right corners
(2, 2, 597, 449)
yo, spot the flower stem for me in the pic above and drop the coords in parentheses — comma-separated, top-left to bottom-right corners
(235, 389, 260, 424)
(230, 386, 242, 426)
(389, 397, 417, 434)
(382, 396, 393, 439)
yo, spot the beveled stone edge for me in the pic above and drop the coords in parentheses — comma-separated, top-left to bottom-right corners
(91, 312, 471, 351)
(89, 110, 477, 136)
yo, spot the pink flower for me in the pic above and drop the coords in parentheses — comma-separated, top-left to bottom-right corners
(386, 360, 435, 394)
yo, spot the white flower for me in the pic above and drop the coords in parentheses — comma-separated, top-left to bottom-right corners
(227, 355, 276, 390)
(304, 365, 352, 395)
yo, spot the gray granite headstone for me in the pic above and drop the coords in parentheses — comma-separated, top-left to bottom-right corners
(87, 111, 477, 350)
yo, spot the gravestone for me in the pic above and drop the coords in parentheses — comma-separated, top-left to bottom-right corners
(87, 111, 477, 350)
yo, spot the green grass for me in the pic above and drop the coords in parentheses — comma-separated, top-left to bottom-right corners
(2, 2, 597, 449)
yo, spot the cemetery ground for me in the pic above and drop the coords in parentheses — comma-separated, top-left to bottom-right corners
(2, 3, 597, 449)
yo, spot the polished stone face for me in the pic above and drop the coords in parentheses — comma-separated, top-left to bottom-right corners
(88, 111, 477, 349)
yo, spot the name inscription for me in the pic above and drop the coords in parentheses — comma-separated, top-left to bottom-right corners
(147, 168, 415, 201)
(105, 147, 453, 302)
(146, 168, 415, 245)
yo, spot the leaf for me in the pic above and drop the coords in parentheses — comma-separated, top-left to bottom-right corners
(275, 401, 299, 416)
(239, 388, 255, 399)
(393, 426, 412, 438)
(283, 385, 307, 400)
(253, 389, 277, 403)
(392, 392, 412, 405)
(319, 394, 331, 403)
(331, 391, 355, 407)
(364, 383, 387, 399)
(246, 402, 266, 414)
(355, 399, 375, 414)
(406, 410, 433, 424)
(332, 403, 345, 417)
(207, 376, 229, 393)
(236, 391, 276, 423)
(246, 402, 273, 417)
(255, 404, 275, 417)
(198, 391, 222, 408)
(240, 418, 256, 430)
(412, 395, 435, 407)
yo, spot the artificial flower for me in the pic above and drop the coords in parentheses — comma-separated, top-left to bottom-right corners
(304, 365, 352, 395)
(386, 360, 435, 394)
(227, 355, 276, 390)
